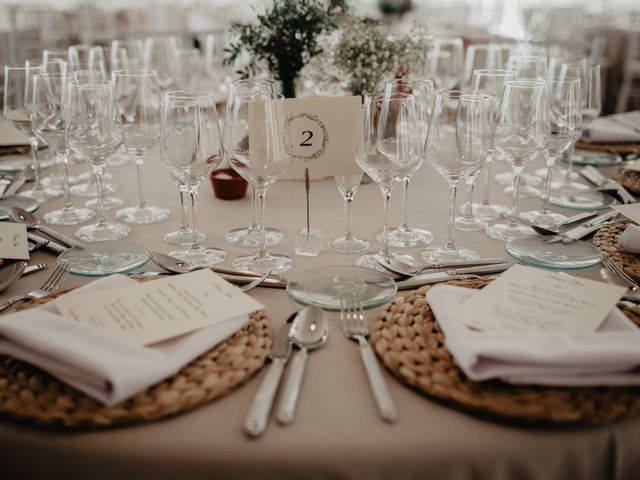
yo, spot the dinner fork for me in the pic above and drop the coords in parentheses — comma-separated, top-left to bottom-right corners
(602, 257, 640, 289)
(0, 262, 70, 313)
(340, 290, 398, 423)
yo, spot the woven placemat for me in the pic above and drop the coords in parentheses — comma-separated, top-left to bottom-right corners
(614, 168, 640, 195)
(371, 279, 640, 425)
(0, 288, 272, 429)
(594, 219, 640, 282)
(575, 140, 640, 154)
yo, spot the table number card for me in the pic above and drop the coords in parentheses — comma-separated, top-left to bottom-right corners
(0, 223, 29, 260)
(446, 265, 625, 334)
(55, 269, 264, 345)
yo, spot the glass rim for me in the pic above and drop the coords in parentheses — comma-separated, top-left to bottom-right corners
(503, 79, 546, 88)
(230, 78, 276, 87)
(111, 68, 157, 77)
(386, 78, 434, 86)
(4, 64, 42, 71)
(72, 80, 112, 89)
(34, 72, 68, 80)
(543, 75, 581, 83)
(472, 69, 516, 76)
(229, 91, 284, 101)
(507, 54, 547, 61)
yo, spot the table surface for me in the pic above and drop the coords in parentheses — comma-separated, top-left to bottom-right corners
(0, 133, 638, 480)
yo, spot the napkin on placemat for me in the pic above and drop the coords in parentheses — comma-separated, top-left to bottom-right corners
(583, 111, 640, 143)
(0, 275, 248, 405)
(618, 224, 640, 254)
(426, 285, 640, 386)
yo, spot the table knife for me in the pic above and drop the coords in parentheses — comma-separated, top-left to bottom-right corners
(545, 210, 619, 244)
(244, 320, 294, 437)
(394, 263, 511, 290)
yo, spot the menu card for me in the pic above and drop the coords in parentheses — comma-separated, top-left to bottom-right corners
(55, 269, 264, 345)
(0, 223, 29, 260)
(614, 204, 640, 224)
(445, 265, 625, 333)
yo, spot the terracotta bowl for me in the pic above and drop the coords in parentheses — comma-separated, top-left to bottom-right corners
(210, 168, 248, 200)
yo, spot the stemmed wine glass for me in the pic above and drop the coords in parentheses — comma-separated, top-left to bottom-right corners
(161, 90, 226, 267)
(67, 81, 129, 241)
(430, 37, 464, 88)
(32, 73, 95, 225)
(228, 92, 294, 274)
(520, 77, 582, 227)
(143, 35, 179, 91)
(421, 91, 490, 261)
(3, 64, 62, 202)
(486, 80, 549, 241)
(374, 78, 434, 247)
(506, 55, 548, 79)
(112, 69, 169, 224)
(327, 173, 369, 254)
(355, 92, 421, 270)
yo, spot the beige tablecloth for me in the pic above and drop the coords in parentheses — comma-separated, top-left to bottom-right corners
(0, 136, 638, 480)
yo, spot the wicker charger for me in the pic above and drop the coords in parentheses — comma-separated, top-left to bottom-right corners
(594, 220, 640, 282)
(614, 168, 640, 195)
(371, 279, 640, 425)
(0, 288, 272, 429)
(575, 140, 640, 155)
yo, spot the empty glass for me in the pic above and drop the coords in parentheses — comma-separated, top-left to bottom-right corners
(143, 35, 179, 91)
(506, 55, 547, 80)
(430, 37, 464, 88)
(327, 173, 369, 254)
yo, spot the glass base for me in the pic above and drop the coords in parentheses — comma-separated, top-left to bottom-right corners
(374, 226, 433, 247)
(454, 214, 486, 231)
(169, 246, 226, 268)
(85, 196, 124, 210)
(495, 172, 542, 188)
(224, 226, 284, 247)
(58, 240, 149, 277)
(43, 206, 95, 226)
(19, 186, 63, 203)
(548, 188, 616, 210)
(420, 245, 479, 263)
(327, 235, 369, 254)
(354, 251, 415, 273)
(519, 209, 567, 228)
(503, 184, 541, 198)
(116, 205, 170, 224)
(486, 222, 537, 242)
(534, 167, 579, 182)
(164, 227, 206, 246)
(75, 221, 130, 242)
(232, 252, 293, 274)
(468, 202, 510, 221)
(71, 181, 117, 198)
(506, 237, 603, 270)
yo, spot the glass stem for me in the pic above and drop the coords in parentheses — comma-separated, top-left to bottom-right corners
(445, 183, 458, 250)
(91, 162, 107, 227)
(248, 187, 259, 233)
(135, 154, 147, 209)
(482, 155, 493, 206)
(255, 187, 268, 259)
(400, 177, 410, 230)
(343, 192, 354, 240)
(463, 176, 475, 221)
(508, 165, 524, 228)
(29, 137, 43, 190)
(178, 184, 189, 232)
(542, 156, 555, 214)
(189, 184, 201, 252)
(564, 143, 575, 184)
(381, 187, 392, 260)
(58, 151, 72, 210)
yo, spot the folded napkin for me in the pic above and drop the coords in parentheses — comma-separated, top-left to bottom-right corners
(583, 111, 640, 143)
(618, 224, 640, 254)
(0, 275, 248, 405)
(426, 285, 640, 386)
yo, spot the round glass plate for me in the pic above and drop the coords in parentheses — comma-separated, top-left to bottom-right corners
(548, 189, 616, 210)
(0, 195, 38, 220)
(0, 155, 32, 173)
(58, 240, 150, 277)
(505, 237, 602, 270)
(286, 265, 397, 312)
(561, 150, 623, 168)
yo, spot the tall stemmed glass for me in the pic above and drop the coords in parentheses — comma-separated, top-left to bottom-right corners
(3, 64, 62, 202)
(161, 91, 226, 267)
(327, 173, 369, 254)
(355, 92, 420, 269)
(431, 37, 464, 88)
(112, 69, 169, 224)
(67, 81, 129, 241)
(486, 80, 548, 241)
(228, 92, 294, 274)
(506, 55, 547, 79)
(143, 35, 179, 91)
(421, 91, 490, 261)
(520, 77, 581, 226)
(375, 78, 434, 247)
(32, 73, 95, 225)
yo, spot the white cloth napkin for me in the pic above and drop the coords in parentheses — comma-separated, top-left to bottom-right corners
(583, 111, 640, 143)
(617, 224, 640, 254)
(425, 285, 640, 386)
(0, 275, 248, 405)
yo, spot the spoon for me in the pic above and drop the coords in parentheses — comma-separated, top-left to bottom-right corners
(530, 211, 599, 236)
(379, 256, 507, 278)
(0, 260, 28, 294)
(277, 306, 328, 425)
(149, 250, 278, 279)
(8, 207, 84, 249)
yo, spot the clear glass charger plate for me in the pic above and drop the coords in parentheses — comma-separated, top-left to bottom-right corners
(548, 188, 616, 210)
(0, 195, 38, 220)
(58, 240, 150, 277)
(286, 265, 397, 312)
(505, 237, 602, 270)
(561, 150, 623, 168)
(0, 154, 32, 173)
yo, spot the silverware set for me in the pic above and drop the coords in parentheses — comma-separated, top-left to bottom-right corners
(0, 262, 70, 313)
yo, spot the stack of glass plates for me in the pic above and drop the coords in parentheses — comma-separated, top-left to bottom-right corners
(59, 240, 150, 276)
(505, 237, 602, 270)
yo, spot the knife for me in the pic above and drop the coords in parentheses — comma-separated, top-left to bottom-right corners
(394, 262, 512, 290)
(545, 210, 619, 244)
(381, 257, 508, 273)
(580, 167, 635, 204)
(244, 319, 294, 437)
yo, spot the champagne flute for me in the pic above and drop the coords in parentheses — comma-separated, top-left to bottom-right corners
(113, 69, 169, 224)
(486, 80, 548, 241)
(327, 173, 369, 254)
(228, 92, 294, 274)
(421, 91, 490, 261)
(32, 73, 95, 225)
(161, 90, 225, 267)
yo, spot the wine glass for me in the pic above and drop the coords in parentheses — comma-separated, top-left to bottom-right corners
(327, 173, 369, 254)
(67, 81, 129, 241)
(32, 73, 95, 225)
(112, 69, 169, 224)
(68, 45, 107, 80)
(355, 92, 421, 270)
(3, 64, 62, 202)
(506, 55, 548, 80)
(228, 92, 294, 274)
(421, 91, 490, 261)
(520, 77, 582, 227)
(374, 78, 434, 248)
(222, 78, 284, 248)
(486, 80, 548, 241)
(143, 35, 179, 91)
(110, 39, 144, 70)
(161, 90, 225, 267)
(430, 37, 464, 88)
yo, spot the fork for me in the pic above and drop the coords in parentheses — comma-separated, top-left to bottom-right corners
(340, 290, 398, 423)
(0, 262, 70, 313)
(239, 271, 272, 292)
(602, 257, 639, 289)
